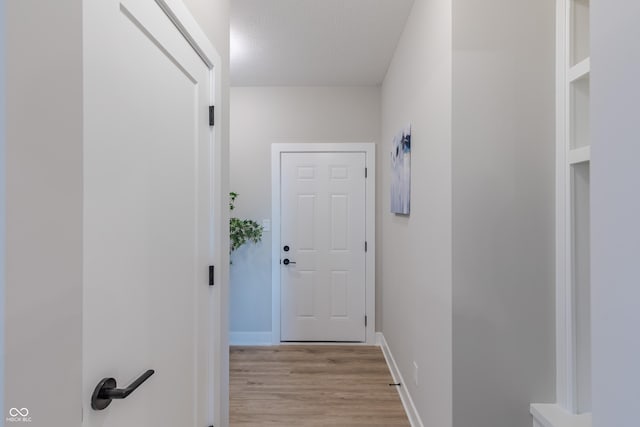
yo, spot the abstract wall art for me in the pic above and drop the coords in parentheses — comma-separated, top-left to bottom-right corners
(390, 124, 411, 215)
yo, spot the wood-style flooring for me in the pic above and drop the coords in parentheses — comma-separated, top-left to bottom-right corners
(230, 345, 410, 427)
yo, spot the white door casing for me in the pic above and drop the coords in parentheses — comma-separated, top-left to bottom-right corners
(83, 1, 223, 426)
(271, 144, 376, 345)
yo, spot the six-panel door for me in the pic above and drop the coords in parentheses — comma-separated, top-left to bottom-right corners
(280, 152, 367, 342)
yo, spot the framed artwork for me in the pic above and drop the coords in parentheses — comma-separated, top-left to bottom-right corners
(390, 124, 411, 215)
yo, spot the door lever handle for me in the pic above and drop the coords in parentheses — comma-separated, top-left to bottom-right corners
(91, 369, 155, 410)
(282, 258, 296, 266)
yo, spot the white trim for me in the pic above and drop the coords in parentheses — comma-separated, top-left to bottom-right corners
(568, 58, 590, 83)
(375, 331, 384, 346)
(551, 0, 592, 415)
(377, 333, 424, 427)
(266, 340, 378, 347)
(229, 332, 273, 346)
(154, 0, 219, 69)
(555, 0, 573, 411)
(563, 0, 577, 411)
(567, 147, 591, 165)
(271, 143, 376, 345)
(530, 404, 592, 427)
(271, 146, 281, 345)
(539, 0, 595, 419)
(145, 1, 225, 425)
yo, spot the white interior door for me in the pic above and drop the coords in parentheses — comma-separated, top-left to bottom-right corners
(83, 1, 214, 426)
(280, 152, 367, 342)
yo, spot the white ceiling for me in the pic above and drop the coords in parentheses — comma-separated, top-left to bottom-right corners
(230, 0, 415, 86)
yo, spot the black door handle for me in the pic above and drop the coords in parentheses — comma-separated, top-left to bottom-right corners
(282, 258, 296, 266)
(91, 369, 155, 410)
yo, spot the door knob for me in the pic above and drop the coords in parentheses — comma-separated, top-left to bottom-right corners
(282, 258, 296, 266)
(91, 369, 155, 410)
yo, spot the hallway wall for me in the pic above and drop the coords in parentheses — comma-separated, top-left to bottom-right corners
(451, 1, 556, 426)
(229, 86, 381, 335)
(5, 2, 84, 424)
(380, 1, 555, 426)
(380, 0, 453, 425)
(591, 2, 640, 426)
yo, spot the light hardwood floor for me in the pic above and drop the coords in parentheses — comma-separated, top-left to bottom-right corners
(230, 345, 410, 427)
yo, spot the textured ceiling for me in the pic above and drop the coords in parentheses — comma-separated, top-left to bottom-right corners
(230, 0, 415, 86)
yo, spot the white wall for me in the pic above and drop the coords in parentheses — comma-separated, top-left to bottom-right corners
(5, 1, 84, 425)
(380, 0, 453, 425)
(591, 2, 640, 426)
(451, 1, 556, 426)
(229, 86, 381, 334)
(381, 2, 555, 426)
(453, 0, 555, 427)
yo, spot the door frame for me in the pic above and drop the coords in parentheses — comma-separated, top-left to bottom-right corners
(155, 1, 227, 423)
(271, 143, 376, 345)
(89, 0, 226, 424)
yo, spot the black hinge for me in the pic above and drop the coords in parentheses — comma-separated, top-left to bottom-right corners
(209, 106, 215, 126)
(365, 167, 368, 178)
(365, 241, 368, 252)
(209, 265, 214, 286)
(365, 315, 368, 327)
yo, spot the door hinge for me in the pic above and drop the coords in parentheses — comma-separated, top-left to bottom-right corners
(365, 241, 368, 252)
(209, 265, 214, 286)
(365, 167, 368, 178)
(365, 315, 368, 327)
(209, 106, 215, 126)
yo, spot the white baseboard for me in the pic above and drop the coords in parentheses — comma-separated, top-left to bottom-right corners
(375, 331, 384, 346)
(377, 333, 424, 427)
(530, 404, 592, 427)
(229, 331, 273, 346)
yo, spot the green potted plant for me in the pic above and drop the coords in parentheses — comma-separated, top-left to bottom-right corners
(229, 192, 264, 255)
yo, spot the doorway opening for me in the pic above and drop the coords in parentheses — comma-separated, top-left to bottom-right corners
(270, 143, 376, 344)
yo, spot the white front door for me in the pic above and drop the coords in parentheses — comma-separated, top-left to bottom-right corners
(83, 1, 215, 426)
(280, 152, 367, 342)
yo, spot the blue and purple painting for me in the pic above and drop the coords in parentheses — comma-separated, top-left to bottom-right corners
(390, 124, 411, 215)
